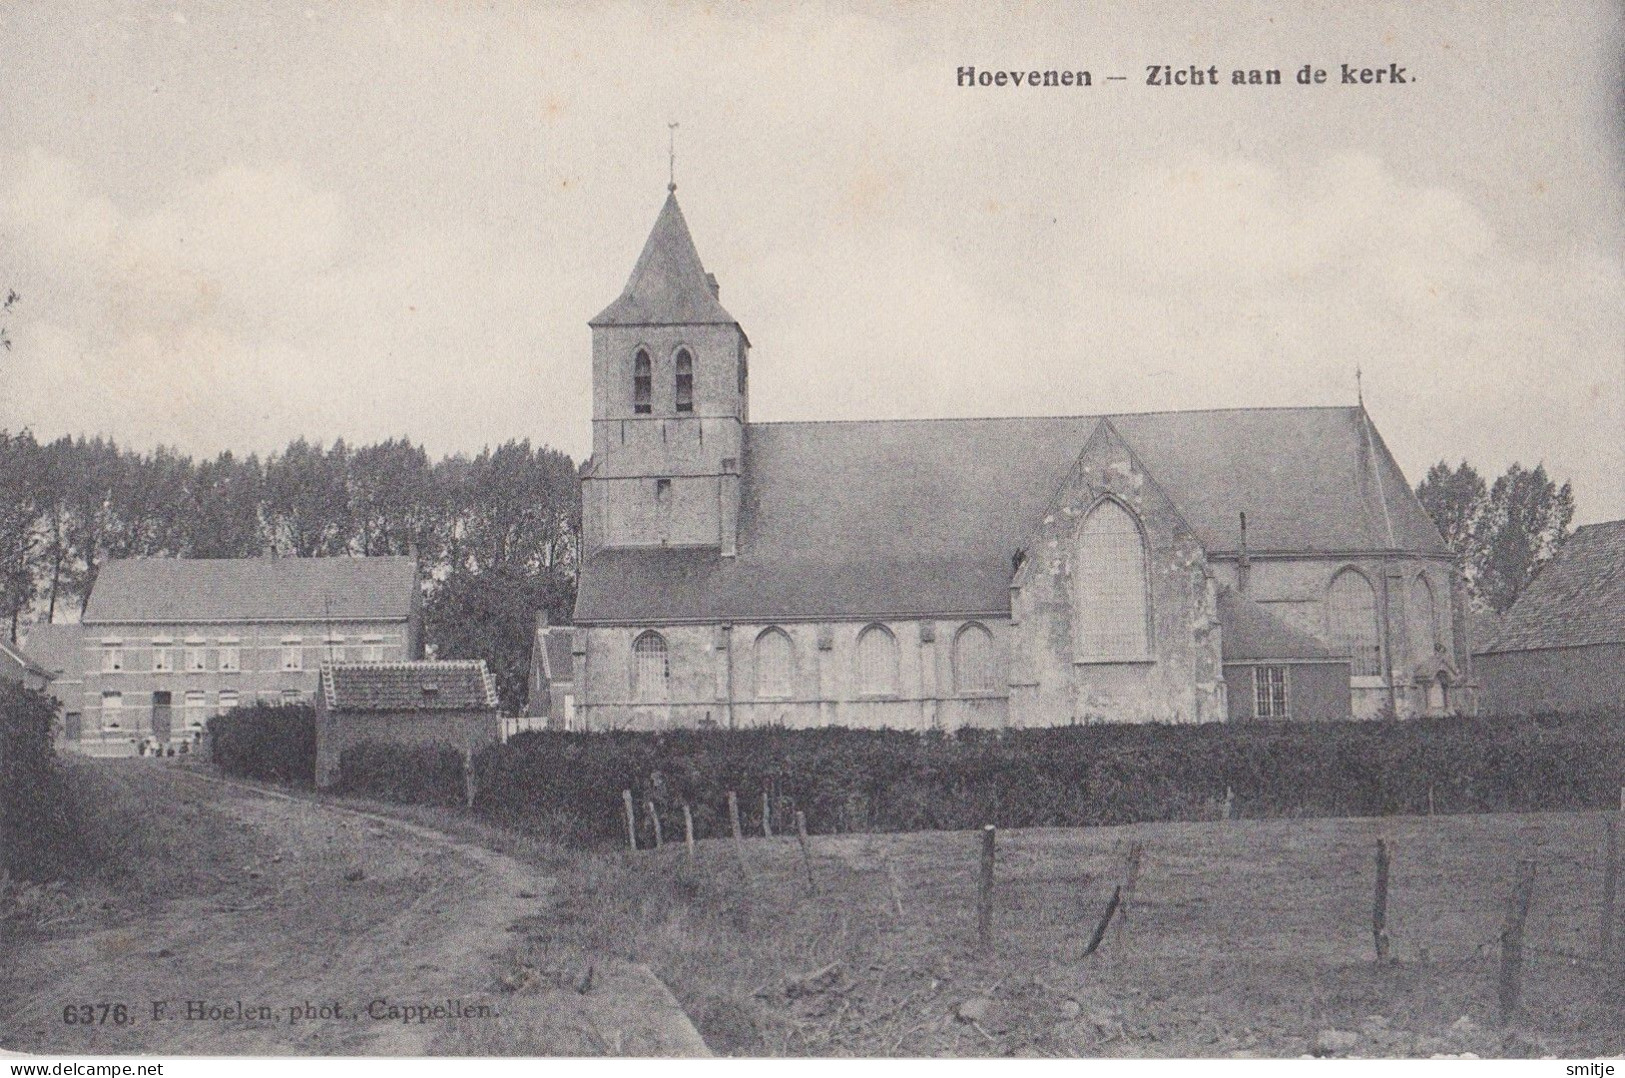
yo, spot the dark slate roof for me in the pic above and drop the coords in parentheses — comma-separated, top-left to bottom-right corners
(590, 192, 738, 327)
(321, 660, 499, 712)
(1483, 520, 1625, 653)
(1468, 607, 1507, 655)
(543, 628, 575, 683)
(1216, 586, 1340, 663)
(18, 623, 85, 678)
(576, 407, 1447, 623)
(83, 556, 418, 624)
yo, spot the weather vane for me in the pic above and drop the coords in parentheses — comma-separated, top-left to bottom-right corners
(1356, 366, 1364, 407)
(667, 122, 679, 192)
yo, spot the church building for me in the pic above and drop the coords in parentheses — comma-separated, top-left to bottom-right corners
(568, 188, 1473, 729)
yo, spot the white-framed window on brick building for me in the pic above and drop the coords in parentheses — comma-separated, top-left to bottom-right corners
(281, 689, 303, 702)
(217, 637, 240, 672)
(152, 638, 174, 673)
(632, 631, 668, 702)
(184, 689, 207, 729)
(281, 636, 303, 671)
(361, 635, 384, 662)
(754, 627, 792, 699)
(218, 689, 240, 714)
(1074, 500, 1151, 662)
(325, 635, 346, 662)
(1328, 568, 1382, 678)
(953, 622, 997, 695)
(632, 349, 652, 414)
(856, 624, 899, 698)
(101, 640, 124, 672)
(101, 691, 123, 729)
(1254, 666, 1288, 719)
(184, 637, 207, 672)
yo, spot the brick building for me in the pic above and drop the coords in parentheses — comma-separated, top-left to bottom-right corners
(315, 660, 501, 789)
(571, 188, 1471, 729)
(1475, 519, 1625, 714)
(65, 556, 421, 756)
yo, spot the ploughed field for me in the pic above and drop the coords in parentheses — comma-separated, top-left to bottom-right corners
(534, 807, 1625, 1056)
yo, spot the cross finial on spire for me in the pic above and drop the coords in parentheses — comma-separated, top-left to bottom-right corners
(667, 122, 679, 193)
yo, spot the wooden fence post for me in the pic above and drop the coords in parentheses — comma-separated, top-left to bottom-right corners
(646, 800, 663, 849)
(1602, 813, 1619, 962)
(883, 857, 906, 918)
(621, 790, 638, 851)
(683, 803, 696, 861)
(794, 810, 816, 893)
(1498, 859, 1537, 1027)
(1082, 886, 1122, 957)
(462, 748, 476, 809)
(1427, 784, 1435, 817)
(977, 824, 996, 954)
(763, 790, 773, 838)
(1373, 839, 1391, 961)
(728, 791, 750, 881)
(1223, 785, 1235, 821)
(1113, 840, 1144, 954)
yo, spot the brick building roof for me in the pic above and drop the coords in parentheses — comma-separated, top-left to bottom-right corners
(17, 623, 84, 678)
(320, 660, 499, 713)
(576, 407, 1446, 624)
(82, 556, 418, 624)
(1482, 520, 1625, 654)
(0, 638, 51, 680)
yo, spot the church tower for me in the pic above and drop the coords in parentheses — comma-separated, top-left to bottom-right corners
(581, 188, 749, 556)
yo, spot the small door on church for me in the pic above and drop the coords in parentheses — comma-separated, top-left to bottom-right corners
(151, 691, 173, 745)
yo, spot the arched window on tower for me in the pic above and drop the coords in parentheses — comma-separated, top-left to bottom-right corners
(855, 624, 899, 697)
(1074, 500, 1150, 661)
(632, 630, 668, 701)
(1328, 569, 1382, 678)
(1409, 574, 1439, 665)
(754, 627, 792, 699)
(633, 349, 652, 414)
(674, 348, 694, 413)
(953, 622, 997, 695)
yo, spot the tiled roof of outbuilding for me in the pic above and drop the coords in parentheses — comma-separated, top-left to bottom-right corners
(1483, 520, 1625, 653)
(17, 623, 84, 677)
(82, 556, 418, 624)
(321, 660, 499, 712)
(576, 407, 1446, 624)
(0, 638, 51, 678)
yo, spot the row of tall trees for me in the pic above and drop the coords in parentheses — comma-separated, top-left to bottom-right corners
(0, 430, 580, 710)
(1415, 460, 1576, 614)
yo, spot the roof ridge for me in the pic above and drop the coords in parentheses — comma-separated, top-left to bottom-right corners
(748, 404, 1358, 429)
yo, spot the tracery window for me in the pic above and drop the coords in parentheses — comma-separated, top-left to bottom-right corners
(1329, 569, 1382, 678)
(855, 624, 899, 697)
(953, 622, 997, 694)
(633, 631, 669, 701)
(1074, 500, 1150, 661)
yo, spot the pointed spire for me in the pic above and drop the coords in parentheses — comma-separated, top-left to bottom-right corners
(591, 191, 737, 327)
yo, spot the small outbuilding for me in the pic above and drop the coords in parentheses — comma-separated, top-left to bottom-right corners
(0, 637, 54, 693)
(525, 618, 578, 730)
(315, 660, 501, 789)
(1217, 586, 1353, 722)
(1475, 519, 1625, 715)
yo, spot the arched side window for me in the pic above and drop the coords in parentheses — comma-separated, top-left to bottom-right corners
(674, 348, 694, 414)
(855, 624, 899, 697)
(1074, 500, 1150, 661)
(1328, 569, 1382, 677)
(754, 627, 792, 699)
(632, 349, 652, 414)
(953, 622, 997, 695)
(1409, 574, 1439, 664)
(632, 630, 668, 701)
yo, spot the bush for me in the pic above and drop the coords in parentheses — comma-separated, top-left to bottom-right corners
(336, 741, 466, 805)
(456, 712, 1625, 848)
(1, 680, 81, 880)
(207, 703, 317, 786)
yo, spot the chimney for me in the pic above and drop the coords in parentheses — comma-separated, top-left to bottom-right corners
(1237, 512, 1251, 594)
(706, 272, 720, 299)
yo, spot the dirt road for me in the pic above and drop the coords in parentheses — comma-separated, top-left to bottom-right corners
(1, 761, 707, 1056)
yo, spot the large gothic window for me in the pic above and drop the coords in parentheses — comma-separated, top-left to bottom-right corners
(674, 348, 694, 413)
(633, 349, 652, 414)
(855, 624, 899, 697)
(953, 622, 997, 694)
(1328, 569, 1382, 677)
(1074, 500, 1150, 661)
(754, 627, 792, 699)
(1409, 574, 1439, 664)
(632, 631, 668, 701)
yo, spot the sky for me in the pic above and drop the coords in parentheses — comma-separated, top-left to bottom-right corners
(1, 1, 1621, 522)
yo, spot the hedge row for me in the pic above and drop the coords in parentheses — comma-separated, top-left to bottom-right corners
(336, 741, 467, 806)
(461, 713, 1625, 848)
(208, 703, 317, 786)
(1, 680, 81, 880)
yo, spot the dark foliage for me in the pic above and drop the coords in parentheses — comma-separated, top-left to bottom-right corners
(453, 714, 1625, 848)
(336, 741, 467, 806)
(0, 680, 81, 880)
(207, 703, 317, 786)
